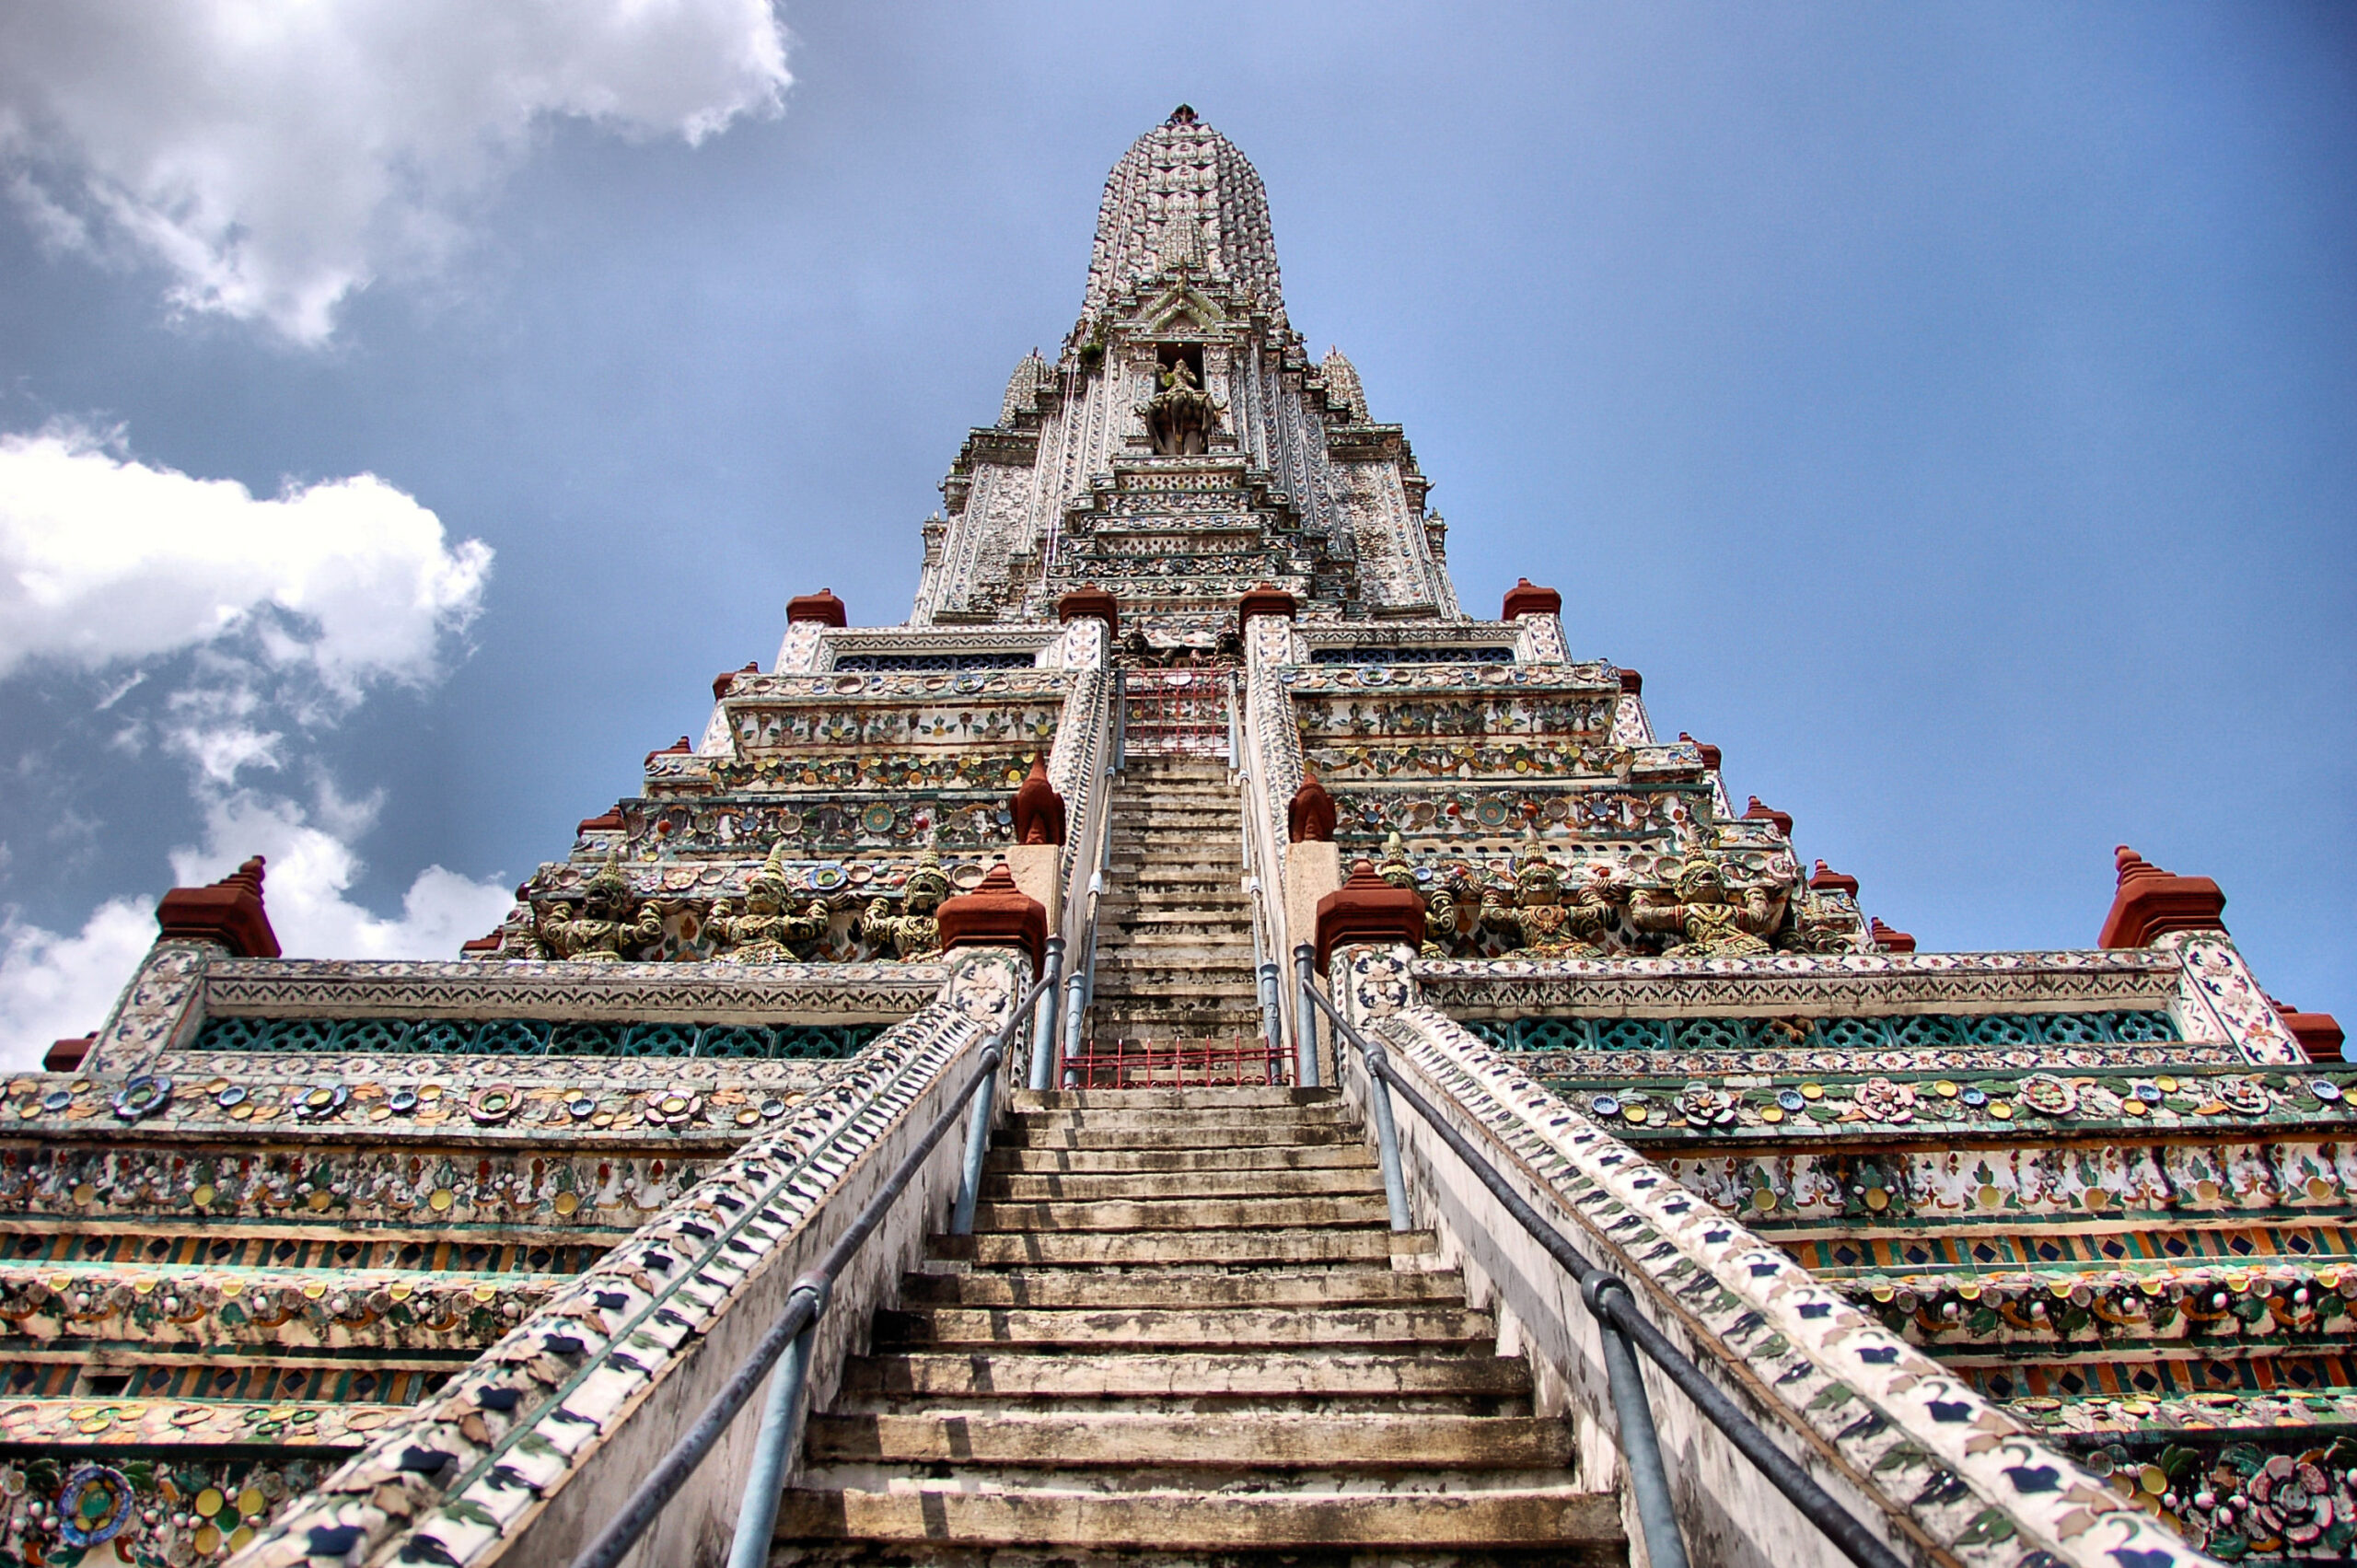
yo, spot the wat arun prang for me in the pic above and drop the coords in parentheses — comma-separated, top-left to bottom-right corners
(0, 105, 2344, 1568)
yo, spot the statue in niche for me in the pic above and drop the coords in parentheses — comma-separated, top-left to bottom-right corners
(1142, 357, 1216, 455)
(535, 858, 665, 960)
(707, 845, 832, 962)
(858, 852, 953, 959)
(1630, 855, 1784, 958)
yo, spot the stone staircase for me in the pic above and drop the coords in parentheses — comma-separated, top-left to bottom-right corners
(771, 1085, 1624, 1565)
(1085, 756, 1266, 1063)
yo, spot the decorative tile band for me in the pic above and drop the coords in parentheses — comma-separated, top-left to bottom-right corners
(186, 1016, 884, 1062)
(1465, 1010, 2180, 1055)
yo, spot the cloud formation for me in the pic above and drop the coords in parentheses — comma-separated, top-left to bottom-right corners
(0, 0, 793, 342)
(0, 428, 511, 1065)
(0, 426, 492, 696)
(0, 791, 514, 1068)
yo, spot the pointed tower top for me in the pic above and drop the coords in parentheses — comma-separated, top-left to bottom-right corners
(1081, 108, 1283, 327)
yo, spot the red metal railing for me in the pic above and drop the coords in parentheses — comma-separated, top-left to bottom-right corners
(1123, 668, 1228, 759)
(1062, 1033, 1288, 1088)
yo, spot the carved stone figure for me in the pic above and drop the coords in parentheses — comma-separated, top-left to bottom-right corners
(708, 846, 832, 962)
(1630, 856, 1783, 958)
(1142, 358, 1217, 455)
(1482, 851, 1608, 958)
(534, 859, 663, 961)
(858, 852, 953, 959)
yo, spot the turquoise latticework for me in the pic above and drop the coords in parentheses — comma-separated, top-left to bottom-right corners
(201, 1016, 273, 1050)
(1461, 1020, 1515, 1051)
(1673, 1017, 1747, 1052)
(621, 1024, 699, 1058)
(1446, 1008, 2181, 1053)
(1596, 1018, 1666, 1052)
(338, 1018, 413, 1052)
(1967, 1015, 2038, 1047)
(475, 1020, 550, 1055)
(1816, 1016, 1887, 1051)
(270, 1017, 338, 1051)
(550, 1023, 627, 1056)
(697, 1026, 772, 1059)
(411, 1021, 473, 1053)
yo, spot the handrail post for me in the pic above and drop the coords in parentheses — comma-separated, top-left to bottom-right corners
(1028, 936, 1065, 1093)
(723, 1279, 828, 1568)
(1589, 1280, 1692, 1568)
(1254, 959, 1283, 1083)
(1291, 944, 1320, 1088)
(1353, 1034, 1413, 1232)
(950, 1048, 1003, 1236)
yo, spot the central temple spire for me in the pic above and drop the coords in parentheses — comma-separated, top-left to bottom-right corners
(1078, 104, 1285, 332)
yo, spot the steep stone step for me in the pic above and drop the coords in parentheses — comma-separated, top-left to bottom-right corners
(985, 1144, 1375, 1173)
(997, 1121, 1357, 1151)
(899, 1268, 1463, 1310)
(1011, 1103, 1341, 1133)
(836, 1347, 1530, 1404)
(1009, 1086, 1322, 1112)
(871, 1303, 1496, 1351)
(773, 1488, 1623, 1551)
(968, 1195, 1392, 1232)
(931, 1227, 1434, 1268)
(802, 1412, 1571, 1469)
(981, 1167, 1380, 1202)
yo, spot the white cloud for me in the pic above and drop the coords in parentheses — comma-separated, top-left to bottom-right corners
(0, 426, 492, 698)
(0, 0, 793, 343)
(0, 791, 515, 1070)
(0, 897, 156, 1068)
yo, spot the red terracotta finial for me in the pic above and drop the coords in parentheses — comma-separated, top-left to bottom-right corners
(2268, 998, 2347, 1063)
(1502, 577, 1562, 619)
(1617, 668, 1643, 696)
(1314, 858, 1426, 968)
(1011, 756, 1066, 846)
(1868, 916, 1916, 954)
(2097, 844, 2226, 948)
(713, 659, 761, 699)
(1288, 772, 1337, 843)
(1237, 585, 1298, 634)
(1678, 732, 1724, 772)
(1808, 860, 1860, 897)
(1741, 796, 1794, 836)
(41, 1035, 93, 1072)
(936, 862, 1048, 969)
(785, 588, 848, 627)
(155, 854, 281, 958)
(1056, 588, 1119, 636)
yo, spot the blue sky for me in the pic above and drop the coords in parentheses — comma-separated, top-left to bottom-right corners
(0, 2, 2349, 1060)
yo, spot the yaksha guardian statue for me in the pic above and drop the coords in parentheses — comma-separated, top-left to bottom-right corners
(1630, 855, 1787, 958)
(706, 845, 832, 962)
(534, 859, 665, 960)
(1483, 850, 1613, 958)
(858, 852, 953, 959)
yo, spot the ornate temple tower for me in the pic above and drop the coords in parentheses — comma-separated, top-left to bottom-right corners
(0, 106, 2341, 1568)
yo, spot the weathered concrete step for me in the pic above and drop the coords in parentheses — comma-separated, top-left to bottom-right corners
(999, 1122, 1361, 1151)
(970, 1195, 1391, 1232)
(873, 1305, 1493, 1350)
(772, 1543, 1618, 1568)
(933, 1227, 1434, 1268)
(803, 1412, 1570, 1469)
(986, 1144, 1374, 1174)
(982, 1167, 1381, 1202)
(773, 1487, 1622, 1550)
(839, 1348, 1528, 1403)
(1094, 949, 1258, 969)
(900, 1268, 1463, 1309)
(1011, 1087, 1332, 1111)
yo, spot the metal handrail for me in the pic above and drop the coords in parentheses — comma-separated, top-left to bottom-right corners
(1030, 668, 1120, 1091)
(1300, 983, 1908, 1568)
(564, 970, 1053, 1568)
